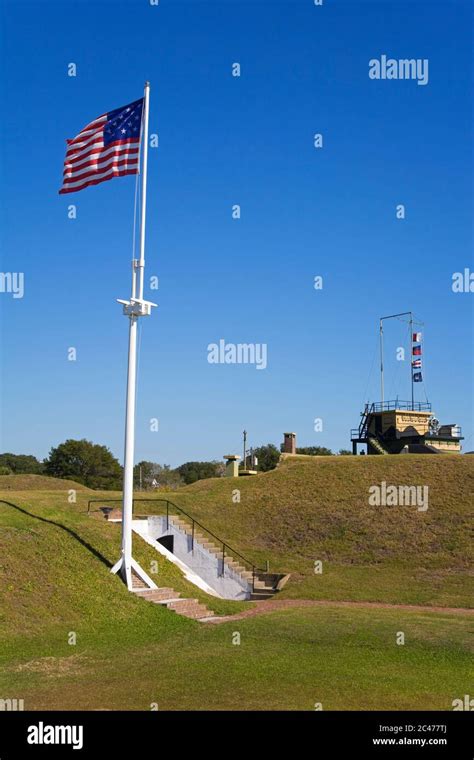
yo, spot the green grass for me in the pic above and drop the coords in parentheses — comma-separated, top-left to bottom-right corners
(137, 454, 474, 608)
(0, 474, 93, 492)
(0, 489, 246, 641)
(0, 455, 472, 711)
(1, 604, 472, 711)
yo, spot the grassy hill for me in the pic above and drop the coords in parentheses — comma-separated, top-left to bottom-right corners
(0, 454, 472, 710)
(0, 474, 93, 491)
(140, 454, 474, 608)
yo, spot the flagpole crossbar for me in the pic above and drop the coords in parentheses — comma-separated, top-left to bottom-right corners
(380, 311, 424, 326)
(117, 298, 157, 318)
(379, 311, 425, 411)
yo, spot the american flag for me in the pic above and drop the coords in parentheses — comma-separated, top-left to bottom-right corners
(412, 359, 422, 369)
(59, 97, 144, 194)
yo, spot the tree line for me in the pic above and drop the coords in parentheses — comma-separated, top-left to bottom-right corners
(0, 442, 225, 490)
(0, 440, 351, 490)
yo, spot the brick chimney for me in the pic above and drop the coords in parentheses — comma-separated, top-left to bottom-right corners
(281, 432, 296, 454)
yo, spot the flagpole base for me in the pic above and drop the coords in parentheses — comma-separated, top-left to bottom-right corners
(111, 555, 158, 592)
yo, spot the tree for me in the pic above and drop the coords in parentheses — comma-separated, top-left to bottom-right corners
(296, 446, 333, 456)
(153, 465, 184, 489)
(0, 453, 44, 474)
(134, 461, 183, 490)
(176, 461, 222, 485)
(44, 439, 122, 489)
(133, 460, 156, 489)
(253, 444, 281, 472)
(338, 449, 352, 456)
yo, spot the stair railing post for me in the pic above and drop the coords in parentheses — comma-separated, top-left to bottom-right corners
(252, 566, 255, 593)
(166, 500, 169, 531)
(221, 544, 225, 577)
(191, 521, 195, 552)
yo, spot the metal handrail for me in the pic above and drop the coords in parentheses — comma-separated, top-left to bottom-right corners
(351, 400, 433, 440)
(87, 498, 122, 514)
(157, 498, 265, 591)
(87, 496, 266, 592)
(370, 400, 432, 412)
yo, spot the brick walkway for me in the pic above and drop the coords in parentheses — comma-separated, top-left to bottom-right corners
(203, 598, 474, 624)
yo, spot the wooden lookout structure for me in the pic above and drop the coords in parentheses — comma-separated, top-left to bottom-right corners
(351, 400, 463, 455)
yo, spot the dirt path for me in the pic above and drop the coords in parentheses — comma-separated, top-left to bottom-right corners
(204, 598, 474, 624)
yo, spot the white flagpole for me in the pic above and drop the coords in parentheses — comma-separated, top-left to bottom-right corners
(112, 82, 157, 591)
(138, 82, 150, 302)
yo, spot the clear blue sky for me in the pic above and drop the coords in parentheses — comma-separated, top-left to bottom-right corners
(0, 0, 472, 466)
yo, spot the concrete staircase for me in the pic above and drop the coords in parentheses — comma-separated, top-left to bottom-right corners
(131, 570, 151, 591)
(131, 569, 215, 620)
(167, 515, 280, 601)
(249, 582, 277, 601)
(110, 517, 285, 617)
(134, 586, 216, 620)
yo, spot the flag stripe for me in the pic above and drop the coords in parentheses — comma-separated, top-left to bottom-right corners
(63, 156, 140, 183)
(63, 148, 139, 177)
(62, 158, 140, 187)
(65, 140, 105, 163)
(66, 126, 105, 148)
(66, 133, 106, 157)
(59, 168, 138, 194)
(65, 138, 139, 167)
(66, 119, 107, 144)
(66, 115, 107, 141)
(63, 142, 140, 169)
